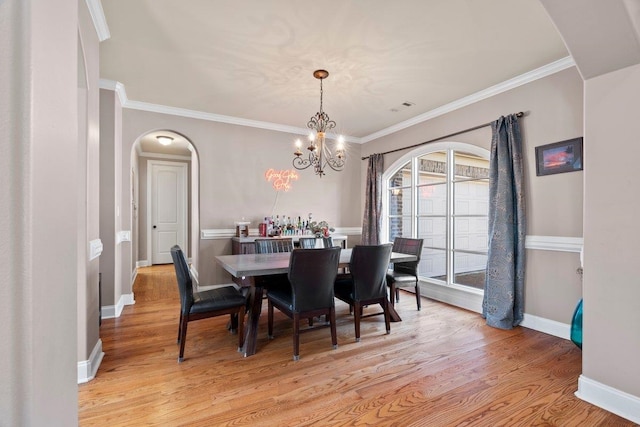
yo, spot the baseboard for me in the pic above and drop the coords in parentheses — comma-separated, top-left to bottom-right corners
(77, 339, 104, 384)
(419, 283, 572, 340)
(520, 313, 570, 340)
(101, 293, 136, 319)
(136, 260, 150, 268)
(419, 281, 484, 314)
(131, 266, 138, 286)
(576, 375, 640, 424)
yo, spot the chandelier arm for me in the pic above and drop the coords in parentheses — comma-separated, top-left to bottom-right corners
(293, 155, 313, 170)
(324, 157, 346, 172)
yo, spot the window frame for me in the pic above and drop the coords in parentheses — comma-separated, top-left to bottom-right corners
(381, 141, 490, 290)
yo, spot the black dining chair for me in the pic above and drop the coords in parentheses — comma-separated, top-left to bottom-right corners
(322, 236, 335, 248)
(387, 237, 424, 310)
(253, 238, 294, 292)
(267, 247, 341, 361)
(334, 244, 393, 341)
(170, 245, 246, 362)
(298, 237, 317, 249)
(254, 238, 294, 253)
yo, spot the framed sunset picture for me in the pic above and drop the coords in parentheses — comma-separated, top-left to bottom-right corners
(535, 137, 583, 176)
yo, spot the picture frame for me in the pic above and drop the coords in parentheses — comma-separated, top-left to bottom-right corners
(535, 137, 583, 176)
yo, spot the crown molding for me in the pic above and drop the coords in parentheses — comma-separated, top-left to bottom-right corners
(85, 0, 110, 42)
(125, 99, 321, 137)
(359, 56, 577, 143)
(98, 79, 128, 106)
(97, 57, 574, 144)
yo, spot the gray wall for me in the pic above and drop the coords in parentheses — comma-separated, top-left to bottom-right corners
(0, 0, 80, 424)
(117, 109, 362, 286)
(361, 67, 585, 325)
(584, 62, 640, 399)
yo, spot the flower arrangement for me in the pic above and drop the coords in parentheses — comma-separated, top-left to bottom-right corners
(309, 220, 335, 237)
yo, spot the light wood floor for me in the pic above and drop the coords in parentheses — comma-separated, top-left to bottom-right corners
(78, 265, 634, 426)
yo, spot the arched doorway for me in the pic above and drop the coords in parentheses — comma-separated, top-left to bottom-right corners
(131, 131, 200, 275)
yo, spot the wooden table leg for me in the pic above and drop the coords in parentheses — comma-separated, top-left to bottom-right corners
(241, 281, 264, 357)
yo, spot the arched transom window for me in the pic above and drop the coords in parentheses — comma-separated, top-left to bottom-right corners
(383, 142, 490, 290)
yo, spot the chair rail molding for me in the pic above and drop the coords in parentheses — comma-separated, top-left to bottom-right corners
(89, 239, 103, 261)
(525, 235, 583, 253)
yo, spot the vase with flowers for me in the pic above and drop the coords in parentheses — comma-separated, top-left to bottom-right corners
(308, 220, 334, 238)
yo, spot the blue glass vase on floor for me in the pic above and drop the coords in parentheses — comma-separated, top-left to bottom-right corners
(570, 298, 583, 349)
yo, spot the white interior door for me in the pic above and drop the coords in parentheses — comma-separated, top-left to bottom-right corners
(149, 161, 187, 264)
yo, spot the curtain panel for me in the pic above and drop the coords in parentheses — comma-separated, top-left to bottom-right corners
(483, 114, 526, 329)
(361, 153, 383, 245)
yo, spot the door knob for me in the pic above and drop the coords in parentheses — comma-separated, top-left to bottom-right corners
(153, 225, 157, 229)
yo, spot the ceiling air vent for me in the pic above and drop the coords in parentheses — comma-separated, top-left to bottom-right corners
(391, 101, 415, 112)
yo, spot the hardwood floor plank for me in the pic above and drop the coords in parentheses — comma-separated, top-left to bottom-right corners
(78, 265, 636, 426)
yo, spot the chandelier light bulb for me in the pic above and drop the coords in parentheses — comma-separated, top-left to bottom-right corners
(294, 139, 303, 157)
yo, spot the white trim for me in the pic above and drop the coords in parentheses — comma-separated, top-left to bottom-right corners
(419, 282, 573, 339)
(85, 0, 110, 41)
(88, 238, 103, 261)
(360, 56, 576, 143)
(201, 229, 236, 240)
(520, 313, 570, 340)
(576, 376, 640, 424)
(77, 339, 104, 384)
(131, 266, 138, 286)
(381, 141, 490, 244)
(124, 99, 353, 141)
(334, 227, 362, 235)
(525, 235, 583, 253)
(101, 293, 135, 319)
(139, 151, 192, 161)
(419, 281, 484, 313)
(190, 264, 199, 285)
(136, 260, 150, 268)
(98, 79, 128, 106)
(116, 230, 131, 244)
(93, 57, 573, 144)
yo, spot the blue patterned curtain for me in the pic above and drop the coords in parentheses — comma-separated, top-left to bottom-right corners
(483, 114, 526, 329)
(362, 153, 383, 245)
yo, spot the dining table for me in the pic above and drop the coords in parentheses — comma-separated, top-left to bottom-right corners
(215, 248, 418, 357)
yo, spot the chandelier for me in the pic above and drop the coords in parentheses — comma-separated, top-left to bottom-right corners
(293, 69, 346, 177)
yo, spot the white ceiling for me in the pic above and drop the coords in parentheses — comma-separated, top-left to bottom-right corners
(99, 0, 570, 141)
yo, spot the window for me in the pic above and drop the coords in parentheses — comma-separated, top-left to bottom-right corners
(384, 143, 489, 291)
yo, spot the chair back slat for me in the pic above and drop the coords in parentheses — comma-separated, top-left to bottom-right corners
(288, 247, 341, 313)
(322, 236, 334, 248)
(349, 244, 393, 301)
(254, 238, 294, 254)
(298, 237, 317, 249)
